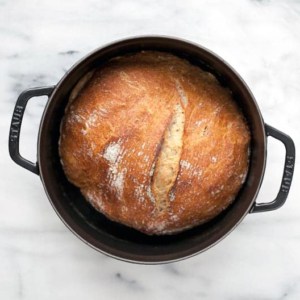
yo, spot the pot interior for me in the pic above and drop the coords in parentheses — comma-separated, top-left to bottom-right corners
(39, 37, 266, 263)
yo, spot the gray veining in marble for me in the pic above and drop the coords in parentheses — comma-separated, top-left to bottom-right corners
(1, 0, 300, 299)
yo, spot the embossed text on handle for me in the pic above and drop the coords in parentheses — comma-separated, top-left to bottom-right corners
(10, 105, 24, 142)
(281, 155, 294, 193)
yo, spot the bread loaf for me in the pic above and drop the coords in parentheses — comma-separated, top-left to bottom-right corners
(59, 51, 250, 235)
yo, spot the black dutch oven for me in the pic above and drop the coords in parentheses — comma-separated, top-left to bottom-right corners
(9, 37, 295, 264)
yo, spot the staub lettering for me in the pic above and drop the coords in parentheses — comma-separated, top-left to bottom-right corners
(10, 105, 24, 142)
(281, 156, 294, 193)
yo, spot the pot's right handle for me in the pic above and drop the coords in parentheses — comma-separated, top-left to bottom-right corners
(9, 86, 55, 175)
(250, 124, 295, 213)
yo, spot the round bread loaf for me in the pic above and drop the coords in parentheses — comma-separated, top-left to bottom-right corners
(59, 51, 250, 235)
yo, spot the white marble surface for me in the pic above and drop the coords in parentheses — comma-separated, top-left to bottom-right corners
(1, 0, 300, 299)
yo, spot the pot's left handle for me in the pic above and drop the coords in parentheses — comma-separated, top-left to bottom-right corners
(9, 86, 55, 175)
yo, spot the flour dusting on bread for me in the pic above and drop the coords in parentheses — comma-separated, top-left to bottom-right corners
(103, 142, 121, 164)
(103, 140, 126, 199)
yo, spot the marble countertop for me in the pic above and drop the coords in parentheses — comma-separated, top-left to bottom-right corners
(1, 0, 299, 299)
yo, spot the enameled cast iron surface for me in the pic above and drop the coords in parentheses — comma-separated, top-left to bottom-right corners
(9, 37, 295, 264)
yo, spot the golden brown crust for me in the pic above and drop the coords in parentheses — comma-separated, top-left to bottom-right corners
(59, 51, 250, 235)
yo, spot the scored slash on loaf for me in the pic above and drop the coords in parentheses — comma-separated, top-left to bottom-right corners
(59, 51, 250, 235)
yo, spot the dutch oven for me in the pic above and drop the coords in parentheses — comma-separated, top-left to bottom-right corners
(9, 37, 295, 264)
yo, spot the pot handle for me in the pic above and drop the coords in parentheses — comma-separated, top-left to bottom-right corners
(9, 86, 55, 175)
(250, 124, 295, 213)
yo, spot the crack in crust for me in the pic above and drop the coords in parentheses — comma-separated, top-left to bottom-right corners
(151, 103, 185, 212)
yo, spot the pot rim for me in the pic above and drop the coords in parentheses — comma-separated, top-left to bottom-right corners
(37, 35, 267, 264)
